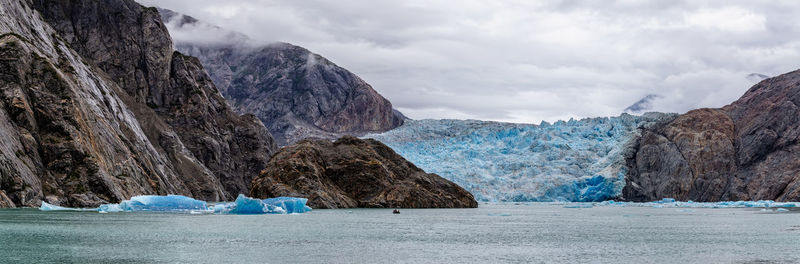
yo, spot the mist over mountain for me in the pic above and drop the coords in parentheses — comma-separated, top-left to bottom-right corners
(159, 8, 405, 146)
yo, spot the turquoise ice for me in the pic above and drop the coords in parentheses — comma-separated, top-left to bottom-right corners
(213, 194, 313, 214)
(368, 113, 672, 202)
(40, 194, 311, 214)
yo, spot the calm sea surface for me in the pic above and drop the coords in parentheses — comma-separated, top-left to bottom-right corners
(1, 204, 798, 264)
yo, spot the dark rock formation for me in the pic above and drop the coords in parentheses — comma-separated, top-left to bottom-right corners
(32, 0, 277, 200)
(159, 10, 406, 146)
(250, 136, 478, 209)
(624, 70, 800, 202)
(0, 0, 276, 208)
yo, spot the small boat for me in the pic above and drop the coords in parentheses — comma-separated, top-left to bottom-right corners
(392, 209, 400, 214)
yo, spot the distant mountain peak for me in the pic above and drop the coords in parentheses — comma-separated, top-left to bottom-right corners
(156, 8, 406, 146)
(746, 73, 770, 83)
(623, 94, 663, 115)
(157, 7, 250, 47)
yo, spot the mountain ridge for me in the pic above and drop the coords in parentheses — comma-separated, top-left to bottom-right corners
(158, 8, 406, 146)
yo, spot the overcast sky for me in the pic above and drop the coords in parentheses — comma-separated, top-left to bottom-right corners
(139, 0, 800, 123)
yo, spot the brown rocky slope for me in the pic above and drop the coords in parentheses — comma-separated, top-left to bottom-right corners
(623, 70, 800, 202)
(250, 136, 478, 209)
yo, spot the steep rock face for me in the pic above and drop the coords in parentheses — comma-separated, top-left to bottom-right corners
(250, 136, 477, 209)
(0, 0, 227, 207)
(32, 0, 277, 199)
(159, 10, 405, 146)
(624, 70, 800, 202)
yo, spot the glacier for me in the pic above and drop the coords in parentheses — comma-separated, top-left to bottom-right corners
(368, 113, 673, 202)
(40, 194, 311, 214)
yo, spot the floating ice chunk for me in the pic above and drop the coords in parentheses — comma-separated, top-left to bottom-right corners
(264, 197, 312, 214)
(97, 203, 122, 213)
(214, 194, 312, 214)
(776, 208, 789, 212)
(115, 195, 209, 212)
(39, 202, 96, 212)
(224, 194, 283, 214)
(41, 194, 311, 215)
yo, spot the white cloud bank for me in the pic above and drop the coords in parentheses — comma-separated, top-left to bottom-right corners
(140, 0, 800, 123)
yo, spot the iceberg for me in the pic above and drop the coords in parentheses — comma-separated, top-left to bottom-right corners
(115, 195, 209, 212)
(39, 202, 97, 212)
(264, 197, 313, 214)
(40, 194, 311, 214)
(368, 113, 673, 202)
(213, 194, 312, 214)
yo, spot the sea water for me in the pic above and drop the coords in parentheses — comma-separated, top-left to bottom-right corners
(1, 204, 798, 263)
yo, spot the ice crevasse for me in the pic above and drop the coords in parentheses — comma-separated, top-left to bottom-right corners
(40, 194, 312, 214)
(368, 113, 674, 202)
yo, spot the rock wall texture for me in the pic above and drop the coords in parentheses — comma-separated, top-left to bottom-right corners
(250, 136, 478, 209)
(0, 0, 276, 208)
(623, 70, 800, 202)
(32, 0, 278, 201)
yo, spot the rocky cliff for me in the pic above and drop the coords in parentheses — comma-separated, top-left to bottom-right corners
(33, 0, 278, 201)
(250, 136, 478, 209)
(0, 0, 276, 208)
(623, 70, 800, 202)
(159, 10, 406, 146)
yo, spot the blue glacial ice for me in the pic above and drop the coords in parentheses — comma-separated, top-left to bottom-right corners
(368, 113, 673, 202)
(212, 195, 312, 214)
(115, 195, 209, 212)
(264, 197, 313, 214)
(40, 194, 311, 214)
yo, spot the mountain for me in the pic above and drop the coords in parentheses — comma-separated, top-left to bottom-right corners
(623, 70, 800, 202)
(746, 73, 770, 83)
(367, 114, 674, 202)
(0, 0, 276, 208)
(158, 9, 406, 146)
(623, 94, 662, 114)
(250, 136, 477, 208)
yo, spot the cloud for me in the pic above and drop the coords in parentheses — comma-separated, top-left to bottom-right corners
(138, 0, 800, 123)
